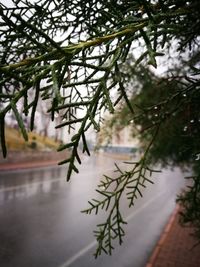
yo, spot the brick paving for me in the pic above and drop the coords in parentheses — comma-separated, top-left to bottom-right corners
(0, 159, 59, 171)
(146, 206, 200, 267)
(0, 150, 68, 171)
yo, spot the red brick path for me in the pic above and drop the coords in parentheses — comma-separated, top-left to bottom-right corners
(146, 206, 200, 267)
(0, 150, 68, 171)
(0, 160, 59, 171)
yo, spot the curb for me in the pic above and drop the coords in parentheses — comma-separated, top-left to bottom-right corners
(145, 204, 179, 267)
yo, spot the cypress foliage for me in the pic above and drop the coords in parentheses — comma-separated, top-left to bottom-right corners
(0, 0, 200, 256)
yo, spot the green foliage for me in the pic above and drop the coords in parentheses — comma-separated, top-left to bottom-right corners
(104, 56, 200, 249)
(82, 159, 159, 257)
(177, 173, 200, 244)
(111, 64, 200, 166)
(0, 0, 200, 257)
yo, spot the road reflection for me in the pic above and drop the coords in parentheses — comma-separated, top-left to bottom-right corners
(0, 166, 66, 202)
(0, 154, 187, 267)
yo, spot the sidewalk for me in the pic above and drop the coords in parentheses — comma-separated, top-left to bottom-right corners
(0, 150, 68, 171)
(0, 159, 59, 171)
(146, 205, 200, 267)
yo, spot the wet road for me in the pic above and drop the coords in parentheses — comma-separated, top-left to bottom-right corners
(0, 154, 186, 267)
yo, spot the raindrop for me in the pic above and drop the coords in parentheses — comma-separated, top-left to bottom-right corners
(183, 93, 187, 97)
(195, 153, 200, 161)
(190, 119, 194, 123)
(154, 106, 158, 110)
(155, 114, 158, 117)
(183, 126, 187, 131)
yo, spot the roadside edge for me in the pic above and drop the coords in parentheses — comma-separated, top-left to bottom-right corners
(145, 204, 179, 267)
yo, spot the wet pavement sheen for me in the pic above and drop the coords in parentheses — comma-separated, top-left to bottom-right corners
(0, 154, 186, 267)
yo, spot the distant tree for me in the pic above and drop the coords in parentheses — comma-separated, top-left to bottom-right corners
(0, 0, 200, 257)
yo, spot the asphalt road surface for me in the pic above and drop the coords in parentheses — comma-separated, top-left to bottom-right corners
(0, 154, 186, 267)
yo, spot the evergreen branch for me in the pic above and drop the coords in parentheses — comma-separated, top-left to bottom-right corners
(55, 118, 83, 129)
(60, 72, 109, 180)
(82, 121, 161, 256)
(56, 46, 126, 180)
(82, 132, 90, 156)
(0, 113, 6, 157)
(13, 13, 65, 54)
(30, 81, 40, 131)
(82, 159, 154, 256)
(51, 101, 91, 111)
(62, 79, 101, 88)
(115, 63, 134, 114)
(1, 1, 199, 258)
(10, 101, 28, 141)
(0, 22, 147, 72)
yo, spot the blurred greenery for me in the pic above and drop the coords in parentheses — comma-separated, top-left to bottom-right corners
(101, 49, 200, 246)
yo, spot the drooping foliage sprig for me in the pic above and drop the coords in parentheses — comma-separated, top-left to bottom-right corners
(82, 125, 160, 257)
(97, 1, 200, 253)
(82, 159, 159, 257)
